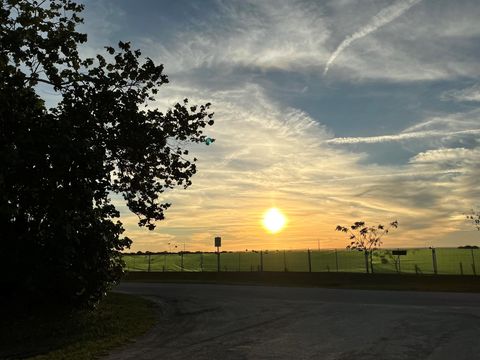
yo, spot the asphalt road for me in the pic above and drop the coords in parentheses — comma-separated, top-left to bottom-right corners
(106, 283, 480, 360)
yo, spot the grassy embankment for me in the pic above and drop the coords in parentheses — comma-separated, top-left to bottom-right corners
(0, 293, 156, 360)
(124, 271, 480, 293)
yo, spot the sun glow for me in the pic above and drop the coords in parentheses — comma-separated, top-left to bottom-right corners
(262, 208, 287, 234)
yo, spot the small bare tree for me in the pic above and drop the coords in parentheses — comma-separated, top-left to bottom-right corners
(466, 209, 480, 231)
(336, 220, 398, 273)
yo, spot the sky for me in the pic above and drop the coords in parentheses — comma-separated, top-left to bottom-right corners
(51, 0, 480, 251)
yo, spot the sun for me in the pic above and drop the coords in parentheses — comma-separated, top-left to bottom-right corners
(262, 208, 287, 234)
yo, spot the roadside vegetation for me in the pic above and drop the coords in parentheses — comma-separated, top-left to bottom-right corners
(0, 293, 156, 360)
(1, 0, 213, 311)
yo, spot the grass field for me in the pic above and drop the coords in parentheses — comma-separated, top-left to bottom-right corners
(123, 248, 480, 276)
(0, 293, 156, 360)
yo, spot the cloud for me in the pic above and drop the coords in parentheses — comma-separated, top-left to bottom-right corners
(323, 0, 422, 75)
(114, 79, 480, 251)
(329, 0, 480, 82)
(138, 0, 331, 75)
(77, 0, 480, 251)
(81, 0, 480, 84)
(409, 148, 480, 164)
(441, 84, 480, 103)
(327, 129, 480, 144)
(328, 109, 480, 145)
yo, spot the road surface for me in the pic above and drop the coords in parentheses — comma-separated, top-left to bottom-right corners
(106, 282, 480, 360)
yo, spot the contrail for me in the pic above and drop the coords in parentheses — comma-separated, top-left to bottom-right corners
(323, 0, 422, 75)
(326, 129, 480, 144)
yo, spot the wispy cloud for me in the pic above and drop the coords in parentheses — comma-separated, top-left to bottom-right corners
(327, 129, 480, 144)
(323, 0, 422, 75)
(80, 0, 480, 251)
(409, 148, 480, 164)
(328, 109, 480, 145)
(441, 84, 480, 103)
(139, 0, 331, 75)
(113, 81, 480, 251)
(83, 0, 480, 83)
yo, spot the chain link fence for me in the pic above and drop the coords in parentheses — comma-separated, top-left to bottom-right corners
(123, 248, 480, 275)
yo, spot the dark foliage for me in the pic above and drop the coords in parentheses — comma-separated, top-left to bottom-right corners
(0, 0, 214, 308)
(466, 209, 480, 232)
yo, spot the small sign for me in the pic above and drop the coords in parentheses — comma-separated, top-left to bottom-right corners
(214, 236, 221, 247)
(392, 250, 407, 256)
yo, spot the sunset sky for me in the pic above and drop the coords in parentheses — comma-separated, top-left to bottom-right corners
(44, 0, 480, 251)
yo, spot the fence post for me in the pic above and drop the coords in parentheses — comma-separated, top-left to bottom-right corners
(335, 249, 339, 272)
(460, 262, 464, 275)
(471, 249, 476, 276)
(364, 250, 369, 274)
(260, 251, 263, 272)
(283, 250, 287, 272)
(431, 248, 438, 275)
(307, 249, 312, 273)
(200, 253, 203, 272)
(217, 251, 220, 272)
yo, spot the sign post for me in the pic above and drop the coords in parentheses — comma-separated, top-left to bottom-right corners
(392, 249, 407, 273)
(431, 247, 438, 275)
(214, 236, 221, 272)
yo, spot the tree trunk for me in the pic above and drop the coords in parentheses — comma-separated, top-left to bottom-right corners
(370, 251, 374, 274)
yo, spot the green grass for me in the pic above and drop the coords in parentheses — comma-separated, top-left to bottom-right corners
(0, 293, 156, 360)
(123, 248, 480, 276)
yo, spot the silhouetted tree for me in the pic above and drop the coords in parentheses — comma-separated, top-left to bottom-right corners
(335, 221, 398, 273)
(466, 209, 480, 232)
(1, 0, 214, 308)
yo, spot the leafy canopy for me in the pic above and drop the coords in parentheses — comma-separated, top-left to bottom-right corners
(336, 220, 399, 252)
(466, 209, 480, 232)
(335, 220, 398, 273)
(0, 0, 214, 308)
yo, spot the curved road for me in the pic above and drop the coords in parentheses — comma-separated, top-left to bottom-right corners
(106, 283, 480, 360)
